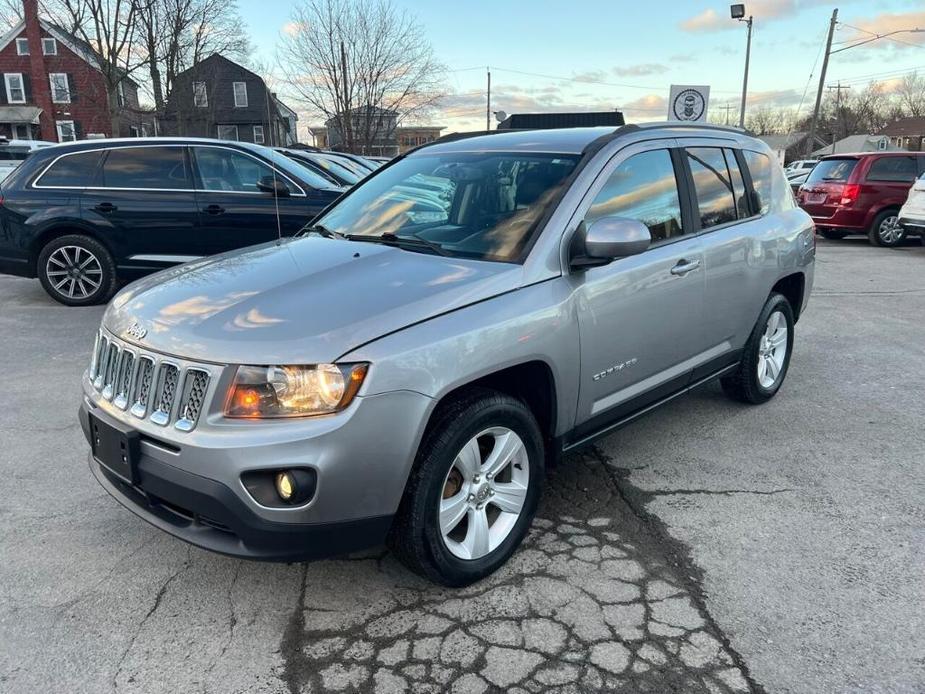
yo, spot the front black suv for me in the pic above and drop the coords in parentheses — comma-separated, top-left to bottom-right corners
(0, 138, 345, 305)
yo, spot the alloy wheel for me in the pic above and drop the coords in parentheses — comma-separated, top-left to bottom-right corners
(878, 216, 904, 245)
(45, 246, 103, 300)
(439, 427, 530, 560)
(757, 310, 788, 389)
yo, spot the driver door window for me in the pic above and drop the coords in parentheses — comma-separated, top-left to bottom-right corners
(585, 149, 684, 242)
(193, 147, 296, 194)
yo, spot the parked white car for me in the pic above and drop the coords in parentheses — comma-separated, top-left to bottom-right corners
(898, 172, 925, 240)
(785, 159, 818, 178)
(0, 139, 57, 180)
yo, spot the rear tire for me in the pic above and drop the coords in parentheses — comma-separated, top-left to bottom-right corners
(37, 234, 117, 306)
(721, 293, 794, 405)
(389, 388, 544, 586)
(819, 228, 847, 240)
(868, 210, 905, 247)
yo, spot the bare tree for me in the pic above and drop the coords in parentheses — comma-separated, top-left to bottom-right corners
(896, 72, 925, 118)
(278, 0, 445, 154)
(138, 0, 250, 113)
(51, 0, 152, 132)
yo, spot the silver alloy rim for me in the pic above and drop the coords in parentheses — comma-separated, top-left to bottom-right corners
(439, 427, 530, 560)
(878, 216, 903, 245)
(757, 310, 788, 389)
(45, 246, 103, 299)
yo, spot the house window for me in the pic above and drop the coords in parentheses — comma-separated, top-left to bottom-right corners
(42, 38, 57, 55)
(129, 126, 139, 137)
(193, 81, 208, 108)
(217, 124, 239, 140)
(233, 82, 248, 107)
(15, 38, 28, 55)
(12, 124, 30, 140)
(4, 74, 25, 104)
(49, 73, 71, 103)
(56, 120, 76, 143)
(253, 125, 265, 144)
(141, 122, 152, 137)
(117, 82, 125, 107)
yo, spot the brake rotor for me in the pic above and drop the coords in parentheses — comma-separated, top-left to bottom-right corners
(443, 468, 463, 499)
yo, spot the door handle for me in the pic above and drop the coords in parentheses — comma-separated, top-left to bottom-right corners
(93, 202, 117, 213)
(670, 259, 701, 276)
(203, 204, 225, 215)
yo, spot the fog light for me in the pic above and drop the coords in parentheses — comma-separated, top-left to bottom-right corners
(275, 471, 295, 501)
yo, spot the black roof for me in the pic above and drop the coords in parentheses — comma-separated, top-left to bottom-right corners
(496, 112, 625, 130)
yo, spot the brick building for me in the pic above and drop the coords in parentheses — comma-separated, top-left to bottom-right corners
(0, 0, 150, 142)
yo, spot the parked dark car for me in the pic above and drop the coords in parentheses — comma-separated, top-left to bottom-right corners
(279, 148, 363, 187)
(0, 138, 345, 305)
(796, 151, 925, 246)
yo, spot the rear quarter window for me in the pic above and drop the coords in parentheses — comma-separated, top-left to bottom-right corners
(34, 150, 103, 187)
(866, 156, 917, 183)
(742, 150, 793, 215)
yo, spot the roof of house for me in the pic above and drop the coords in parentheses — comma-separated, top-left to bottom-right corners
(878, 116, 925, 137)
(0, 18, 138, 86)
(172, 53, 265, 83)
(810, 134, 905, 158)
(758, 131, 809, 151)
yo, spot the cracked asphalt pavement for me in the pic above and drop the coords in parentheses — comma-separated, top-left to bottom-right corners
(1, 238, 923, 693)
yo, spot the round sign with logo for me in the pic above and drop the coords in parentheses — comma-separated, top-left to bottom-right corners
(671, 88, 706, 121)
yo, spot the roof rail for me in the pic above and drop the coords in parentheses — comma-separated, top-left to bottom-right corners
(632, 121, 754, 136)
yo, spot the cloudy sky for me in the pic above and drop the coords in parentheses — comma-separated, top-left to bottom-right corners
(239, 0, 925, 138)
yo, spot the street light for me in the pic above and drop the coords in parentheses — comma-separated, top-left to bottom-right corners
(731, 4, 753, 129)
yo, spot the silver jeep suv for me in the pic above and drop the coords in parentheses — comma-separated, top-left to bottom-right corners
(80, 124, 814, 586)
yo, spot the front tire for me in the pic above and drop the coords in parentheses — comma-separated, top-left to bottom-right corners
(389, 389, 544, 586)
(721, 293, 795, 405)
(868, 210, 905, 247)
(37, 234, 117, 306)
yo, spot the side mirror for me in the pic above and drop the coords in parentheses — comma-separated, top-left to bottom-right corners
(257, 175, 290, 197)
(570, 216, 651, 269)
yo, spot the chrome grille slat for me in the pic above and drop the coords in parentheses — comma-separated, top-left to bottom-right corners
(151, 363, 180, 426)
(131, 357, 155, 418)
(88, 332, 213, 432)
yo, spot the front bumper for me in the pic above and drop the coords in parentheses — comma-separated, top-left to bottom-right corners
(80, 382, 433, 561)
(898, 209, 925, 234)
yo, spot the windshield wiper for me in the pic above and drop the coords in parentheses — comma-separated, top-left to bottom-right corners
(345, 232, 451, 256)
(299, 223, 345, 239)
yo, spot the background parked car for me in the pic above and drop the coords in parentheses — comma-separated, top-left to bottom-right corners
(795, 151, 925, 246)
(898, 171, 925, 242)
(0, 138, 57, 181)
(785, 159, 818, 177)
(0, 138, 345, 306)
(279, 148, 364, 187)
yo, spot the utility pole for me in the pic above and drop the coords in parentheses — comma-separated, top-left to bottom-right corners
(720, 102, 736, 126)
(808, 8, 838, 156)
(826, 81, 851, 152)
(739, 14, 753, 128)
(486, 67, 491, 131)
(340, 40, 352, 152)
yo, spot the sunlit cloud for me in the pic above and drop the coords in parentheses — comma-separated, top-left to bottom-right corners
(840, 10, 925, 51)
(680, 1, 798, 32)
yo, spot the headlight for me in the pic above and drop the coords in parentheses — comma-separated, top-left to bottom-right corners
(224, 363, 368, 418)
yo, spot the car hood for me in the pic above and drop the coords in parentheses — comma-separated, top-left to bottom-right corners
(104, 237, 523, 364)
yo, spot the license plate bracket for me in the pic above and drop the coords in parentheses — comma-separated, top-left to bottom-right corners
(89, 413, 140, 485)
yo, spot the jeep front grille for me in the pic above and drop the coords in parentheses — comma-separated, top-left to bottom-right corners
(87, 331, 213, 431)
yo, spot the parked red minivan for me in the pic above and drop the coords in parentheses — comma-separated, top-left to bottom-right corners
(796, 152, 925, 247)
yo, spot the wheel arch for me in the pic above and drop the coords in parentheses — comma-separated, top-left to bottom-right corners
(422, 360, 559, 467)
(771, 272, 805, 323)
(29, 223, 115, 272)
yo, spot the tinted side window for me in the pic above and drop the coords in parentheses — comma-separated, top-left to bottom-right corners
(586, 149, 684, 242)
(35, 150, 103, 187)
(724, 149, 750, 218)
(743, 150, 773, 215)
(102, 147, 190, 189)
(194, 147, 297, 194)
(866, 156, 916, 182)
(686, 147, 737, 228)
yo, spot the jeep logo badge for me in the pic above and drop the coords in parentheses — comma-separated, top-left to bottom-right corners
(125, 322, 147, 340)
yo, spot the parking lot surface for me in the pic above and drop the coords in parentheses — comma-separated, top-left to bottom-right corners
(1, 238, 923, 693)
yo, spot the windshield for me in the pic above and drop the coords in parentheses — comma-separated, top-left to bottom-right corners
(309, 154, 362, 185)
(315, 151, 579, 262)
(806, 158, 857, 184)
